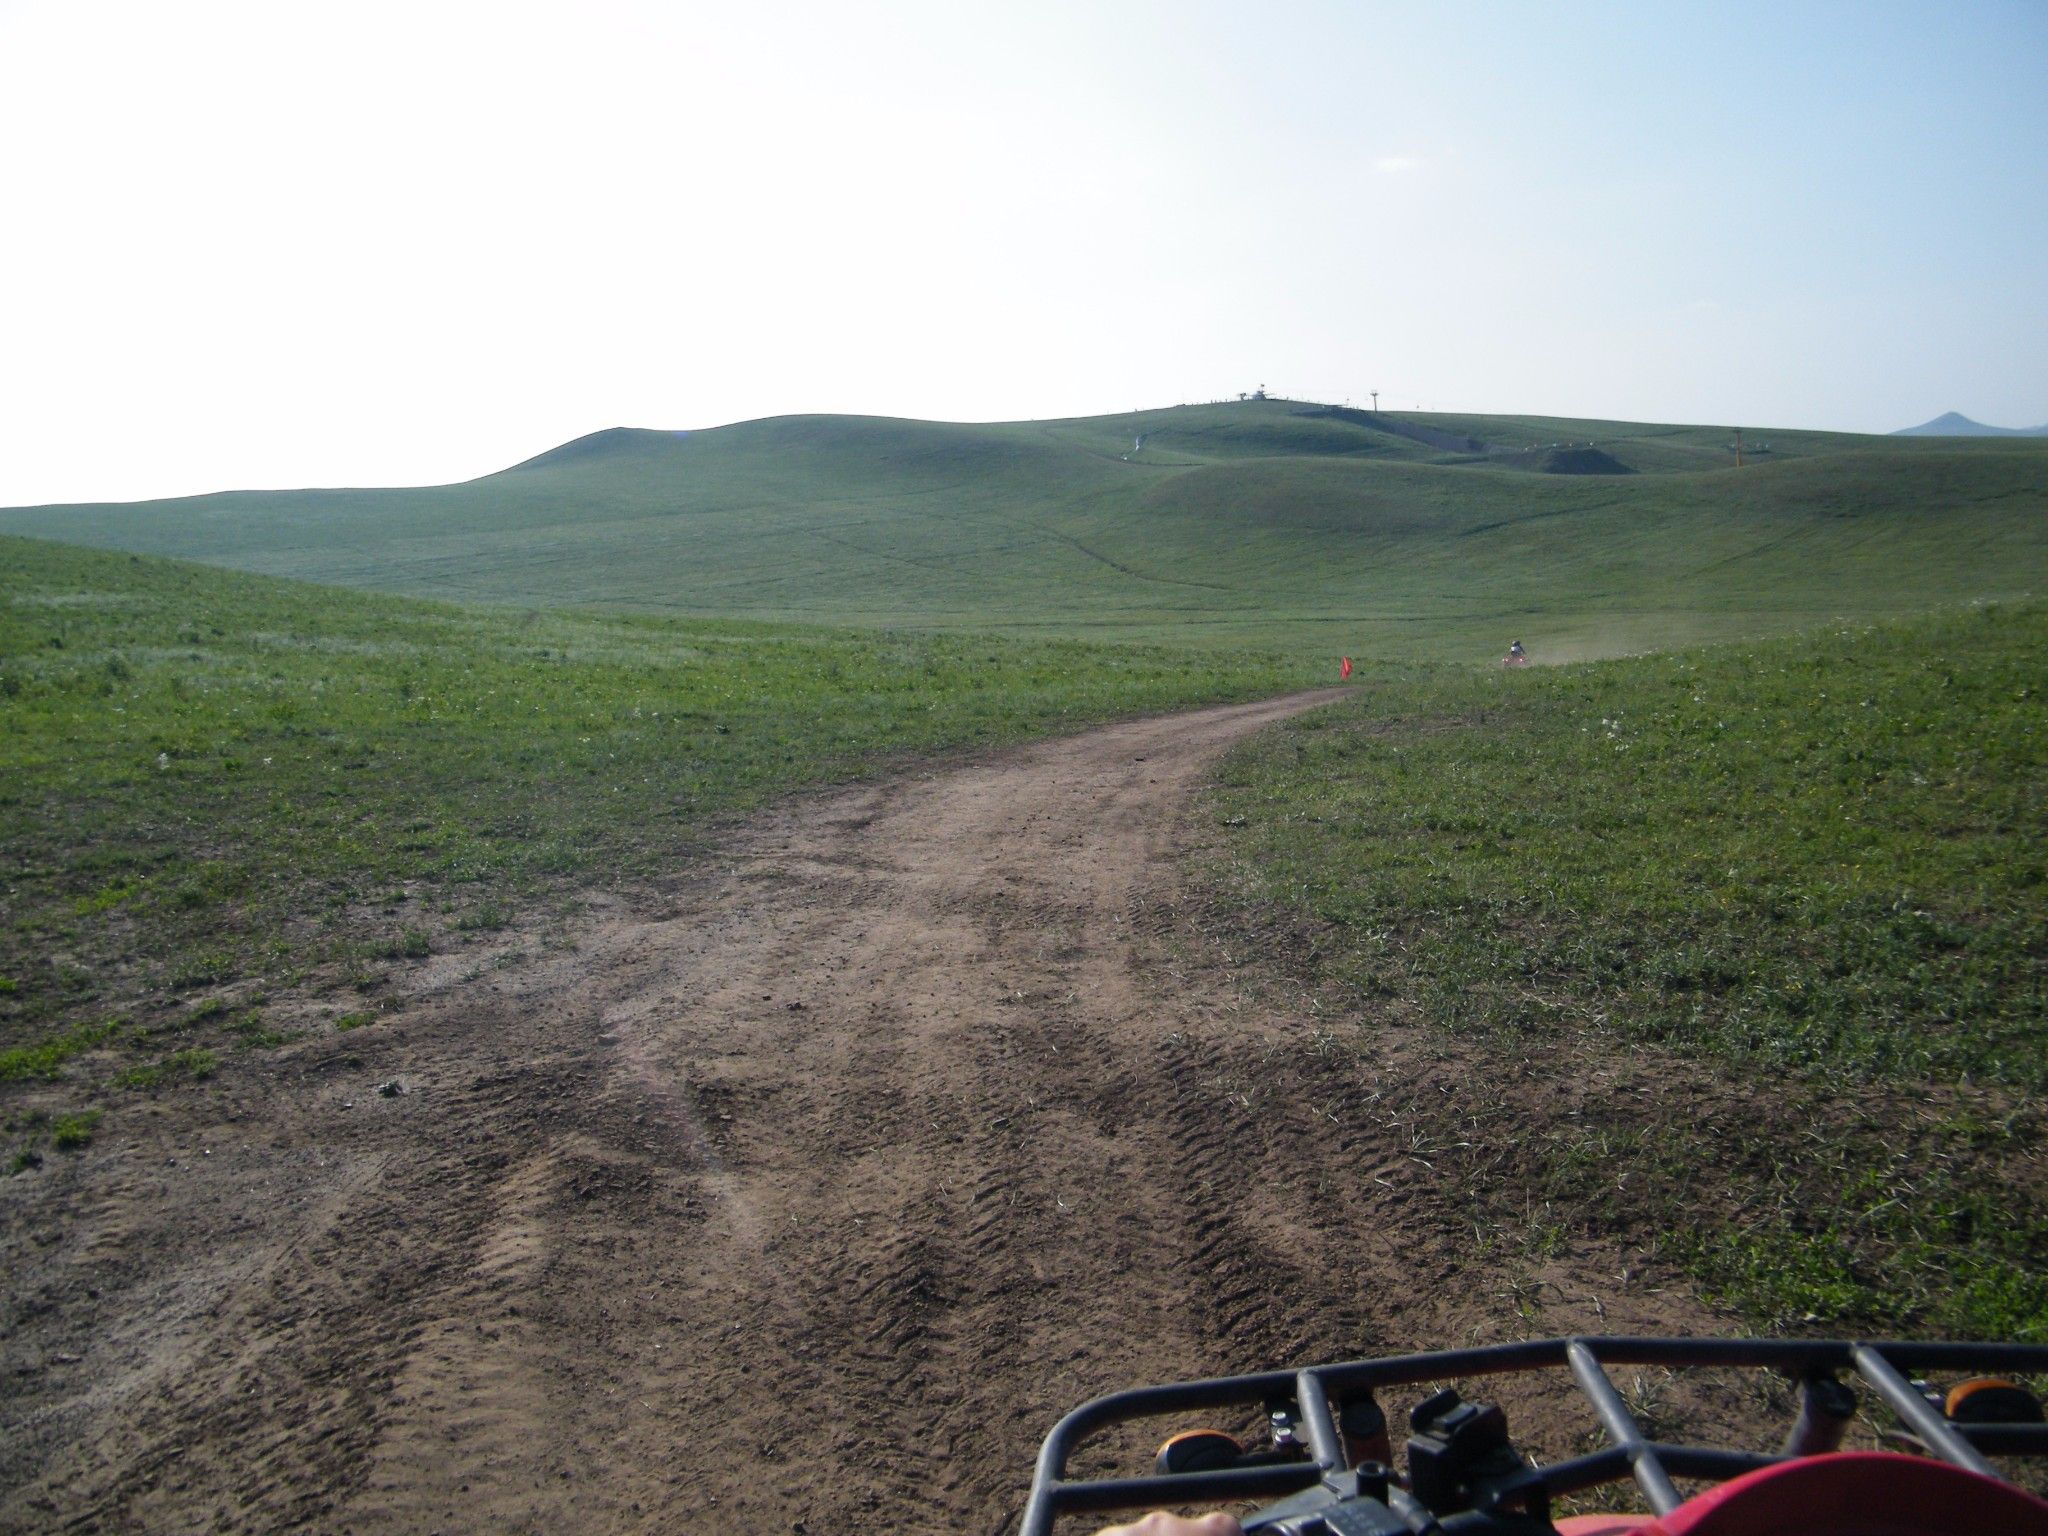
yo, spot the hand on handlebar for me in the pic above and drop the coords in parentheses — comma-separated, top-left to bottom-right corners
(1090, 1515, 1242, 1536)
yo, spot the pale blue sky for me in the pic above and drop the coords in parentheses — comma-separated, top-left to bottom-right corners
(1, 0, 2043, 504)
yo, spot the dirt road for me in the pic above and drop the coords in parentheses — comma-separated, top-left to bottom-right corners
(2, 690, 1720, 1534)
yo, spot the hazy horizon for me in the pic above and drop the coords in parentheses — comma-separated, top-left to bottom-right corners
(3, 0, 2044, 506)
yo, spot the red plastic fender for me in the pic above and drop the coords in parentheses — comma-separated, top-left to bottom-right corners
(1557, 1451, 2048, 1536)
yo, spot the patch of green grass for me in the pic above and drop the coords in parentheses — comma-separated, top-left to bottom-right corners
(168, 951, 236, 990)
(333, 1010, 377, 1031)
(1499, 1078, 2048, 1342)
(1215, 603, 2046, 1088)
(1682, 1219, 2048, 1343)
(50, 1108, 101, 1150)
(114, 1048, 217, 1089)
(1212, 602, 2048, 1335)
(228, 1010, 293, 1049)
(0, 1018, 121, 1082)
(72, 878, 141, 915)
(373, 929, 432, 961)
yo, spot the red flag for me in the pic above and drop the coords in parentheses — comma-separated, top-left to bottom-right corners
(1340, 656, 1352, 680)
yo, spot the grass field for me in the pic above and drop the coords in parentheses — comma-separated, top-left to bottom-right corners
(3, 401, 2042, 658)
(5, 400, 2044, 1342)
(0, 534, 1312, 1160)
(1209, 601, 2048, 1337)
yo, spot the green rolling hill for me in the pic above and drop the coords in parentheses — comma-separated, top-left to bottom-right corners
(4, 400, 2042, 659)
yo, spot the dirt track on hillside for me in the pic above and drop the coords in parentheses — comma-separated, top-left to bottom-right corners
(2, 691, 1732, 1534)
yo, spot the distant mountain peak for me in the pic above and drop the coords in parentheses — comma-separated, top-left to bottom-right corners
(1895, 411, 2048, 437)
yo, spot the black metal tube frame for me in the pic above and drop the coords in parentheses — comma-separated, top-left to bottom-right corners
(1018, 1335, 2048, 1536)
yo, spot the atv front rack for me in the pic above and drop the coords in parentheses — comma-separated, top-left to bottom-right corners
(1019, 1335, 2048, 1534)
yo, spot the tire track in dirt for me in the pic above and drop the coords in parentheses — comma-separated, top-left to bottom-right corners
(2, 688, 1730, 1535)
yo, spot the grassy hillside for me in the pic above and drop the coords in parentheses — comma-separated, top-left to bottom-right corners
(1208, 602, 2048, 1337)
(4, 401, 2041, 658)
(1395, 410, 1880, 471)
(0, 536, 1311, 1155)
